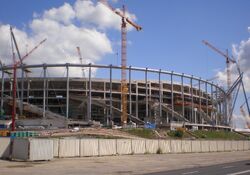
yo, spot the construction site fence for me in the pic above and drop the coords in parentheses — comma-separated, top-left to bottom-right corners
(0, 138, 250, 161)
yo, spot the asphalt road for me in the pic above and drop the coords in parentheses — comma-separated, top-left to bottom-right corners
(146, 160, 250, 175)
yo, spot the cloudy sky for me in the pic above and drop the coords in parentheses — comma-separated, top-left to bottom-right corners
(0, 0, 250, 128)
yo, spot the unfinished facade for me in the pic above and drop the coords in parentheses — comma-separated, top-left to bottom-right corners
(0, 64, 228, 128)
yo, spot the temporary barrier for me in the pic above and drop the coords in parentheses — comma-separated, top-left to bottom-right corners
(145, 140, 159, 154)
(209, 141, 217, 152)
(131, 140, 146, 154)
(238, 141, 244, 151)
(224, 141, 232, 152)
(201, 140, 210, 152)
(58, 138, 80, 158)
(80, 139, 99, 157)
(217, 140, 225, 152)
(116, 139, 132, 155)
(0, 137, 10, 159)
(99, 139, 116, 156)
(12, 138, 53, 161)
(52, 138, 59, 157)
(170, 140, 182, 153)
(181, 140, 192, 153)
(232, 141, 238, 151)
(191, 140, 201, 153)
(243, 141, 249, 151)
(159, 140, 171, 153)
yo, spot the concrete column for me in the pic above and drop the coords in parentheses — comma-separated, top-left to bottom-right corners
(199, 79, 201, 124)
(136, 82, 138, 118)
(205, 82, 208, 123)
(109, 65, 113, 122)
(43, 65, 47, 118)
(145, 68, 148, 120)
(211, 85, 214, 123)
(215, 86, 218, 125)
(27, 80, 30, 103)
(66, 64, 69, 120)
(181, 74, 184, 118)
(20, 66, 24, 116)
(190, 76, 193, 122)
(158, 69, 162, 118)
(129, 66, 132, 116)
(1, 71, 4, 111)
(87, 64, 92, 121)
(171, 72, 174, 122)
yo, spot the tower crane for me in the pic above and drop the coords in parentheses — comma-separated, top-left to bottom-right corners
(202, 40, 236, 125)
(10, 26, 46, 131)
(76, 46, 85, 77)
(100, 0, 142, 125)
(240, 98, 250, 129)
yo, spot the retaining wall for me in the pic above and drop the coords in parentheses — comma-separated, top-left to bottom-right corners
(1, 138, 250, 161)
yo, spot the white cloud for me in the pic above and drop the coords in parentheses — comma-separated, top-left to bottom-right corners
(74, 0, 137, 30)
(0, 0, 143, 77)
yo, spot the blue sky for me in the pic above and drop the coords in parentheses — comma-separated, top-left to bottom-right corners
(0, 0, 250, 127)
(0, 0, 249, 79)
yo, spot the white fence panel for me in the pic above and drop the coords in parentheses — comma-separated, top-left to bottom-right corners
(117, 139, 132, 155)
(209, 141, 217, 152)
(238, 141, 244, 151)
(224, 141, 232, 152)
(232, 141, 238, 151)
(99, 139, 116, 156)
(80, 139, 99, 157)
(53, 139, 59, 157)
(145, 140, 159, 154)
(29, 139, 53, 161)
(159, 140, 171, 153)
(201, 140, 210, 152)
(59, 138, 80, 158)
(217, 140, 225, 152)
(181, 140, 192, 153)
(0, 138, 10, 159)
(191, 140, 201, 153)
(171, 140, 182, 153)
(132, 140, 146, 154)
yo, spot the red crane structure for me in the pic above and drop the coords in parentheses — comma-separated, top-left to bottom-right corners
(202, 40, 236, 124)
(100, 1, 142, 125)
(10, 26, 46, 131)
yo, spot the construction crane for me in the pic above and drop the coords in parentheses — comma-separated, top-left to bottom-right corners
(10, 26, 46, 131)
(100, 0, 142, 126)
(76, 46, 85, 78)
(202, 40, 236, 125)
(240, 98, 250, 129)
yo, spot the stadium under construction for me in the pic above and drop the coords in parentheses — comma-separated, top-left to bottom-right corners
(0, 63, 233, 130)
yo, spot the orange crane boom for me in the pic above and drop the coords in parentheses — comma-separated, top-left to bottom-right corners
(202, 40, 236, 125)
(76, 46, 85, 77)
(100, 1, 142, 126)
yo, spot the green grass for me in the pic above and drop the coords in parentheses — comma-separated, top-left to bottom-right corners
(192, 130, 248, 140)
(124, 128, 156, 139)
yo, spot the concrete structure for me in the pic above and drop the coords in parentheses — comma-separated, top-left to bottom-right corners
(0, 64, 229, 128)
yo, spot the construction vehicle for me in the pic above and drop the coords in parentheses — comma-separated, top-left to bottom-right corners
(100, 0, 142, 126)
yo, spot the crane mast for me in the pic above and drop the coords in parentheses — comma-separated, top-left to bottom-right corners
(202, 40, 235, 125)
(100, 1, 142, 126)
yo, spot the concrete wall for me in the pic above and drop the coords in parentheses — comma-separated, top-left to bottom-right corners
(145, 140, 159, 154)
(80, 139, 99, 157)
(99, 139, 116, 156)
(0, 138, 10, 159)
(12, 138, 53, 161)
(1, 138, 250, 161)
(201, 140, 210, 152)
(171, 140, 182, 153)
(29, 139, 53, 161)
(132, 139, 146, 154)
(159, 140, 171, 153)
(191, 140, 201, 153)
(59, 138, 80, 158)
(117, 139, 132, 155)
(181, 140, 192, 153)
